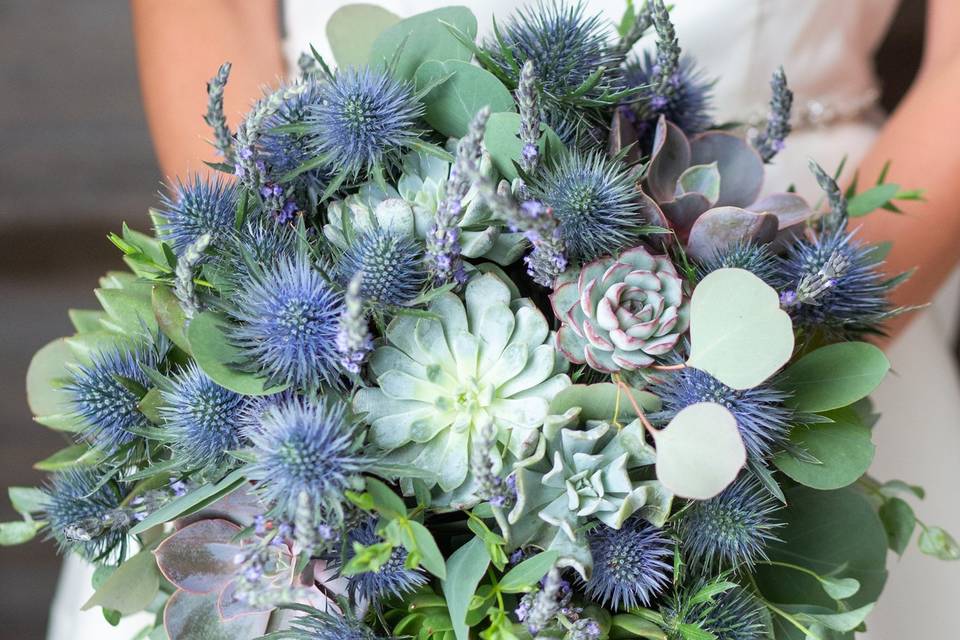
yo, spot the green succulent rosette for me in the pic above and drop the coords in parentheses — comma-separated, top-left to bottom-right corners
(353, 272, 570, 503)
(551, 245, 690, 373)
(506, 407, 672, 579)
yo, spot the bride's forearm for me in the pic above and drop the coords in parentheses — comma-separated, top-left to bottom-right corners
(855, 51, 960, 340)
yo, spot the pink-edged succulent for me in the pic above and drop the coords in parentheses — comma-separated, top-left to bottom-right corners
(551, 245, 689, 373)
(639, 115, 814, 261)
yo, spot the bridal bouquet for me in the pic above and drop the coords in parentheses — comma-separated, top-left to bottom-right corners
(5, 2, 956, 639)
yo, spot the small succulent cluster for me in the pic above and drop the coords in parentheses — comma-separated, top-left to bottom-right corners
(11, 3, 937, 640)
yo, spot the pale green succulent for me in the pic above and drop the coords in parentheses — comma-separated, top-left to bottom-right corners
(506, 408, 672, 579)
(353, 272, 570, 504)
(323, 151, 526, 264)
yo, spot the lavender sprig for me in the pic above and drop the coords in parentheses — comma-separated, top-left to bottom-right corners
(754, 67, 794, 163)
(335, 273, 373, 374)
(517, 61, 541, 177)
(204, 62, 234, 162)
(648, 0, 680, 113)
(427, 106, 491, 286)
(470, 419, 514, 509)
(809, 159, 848, 233)
(174, 233, 210, 321)
(615, 1, 654, 57)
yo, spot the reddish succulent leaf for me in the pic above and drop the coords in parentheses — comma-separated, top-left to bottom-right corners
(748, 192, 814, 230)
(690, 131, 764, 208)
(218, 580, 273, 621)
(646, 116, 691, 203)
(661, 192, 712, 242)
(164, 589, 269, 640)
(686, 207, 779, 261)
(154, 519, 241, 594)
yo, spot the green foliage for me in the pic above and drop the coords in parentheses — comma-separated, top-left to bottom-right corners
(0, 520, 44, 545)
(879, 497, 916, 555)
(483, 112, 565, 181)
(82, 550, 161, 615)
(415, 60, 515, 138)
(130, 467, 247, 534)
(442, 537, 490, 640)
(326, 4, 400, 67)
(369, 7, 478, 80)
(779, 342, 889, 412)
(772, 421, 874, 490)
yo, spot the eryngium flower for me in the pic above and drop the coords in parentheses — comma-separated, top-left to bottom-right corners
(697, 241, 779, 286)
(245, 396, 368, 523)
(487, 1, 624, 142)
(160, 362, 250, 470)
(583, 518, 673, 610)
(156, 174, 238, 255)
(625, 51, 714, 135)
(664, 583, 767, 640)
(43, 468, 130, 561)
(778, 228, 897, 337)
(654, 366, 791, 461)
(552, 246, 689, 372)
(285, 608, 386, 640)
(306, 66, 423, 181)
(259, 79, 330, 210)
(66, 345, 155, 453)
(211, 218, 299, 294)
(337, 228, 427, 306)
(528, 151, 645, 263)
(227, 254, 344, 390)
(337, 519, 427, 604)
(676, 474, 783, 570)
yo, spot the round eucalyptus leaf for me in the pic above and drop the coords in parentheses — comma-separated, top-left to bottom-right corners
(95, 287, 159, 336)
(779, 342, 889, 412)
(654, 402, 746, 500)
(483, 112, 565, 181)
(773, 421, 875, 490)
(326, 3, 400, 68)
(186, 311, 287, 396)
(26, 338, 75, 418)
(369, 6, 477, 81)
(152, 285, 191, 354)
(686, 268, 794, 390)
(81, 550, 160, 615)
(414, 60, 514, 138)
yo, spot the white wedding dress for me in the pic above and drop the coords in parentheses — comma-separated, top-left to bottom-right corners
(50, 1, 959, 638)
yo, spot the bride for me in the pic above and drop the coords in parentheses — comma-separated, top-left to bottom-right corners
(48, 1, 960, 637)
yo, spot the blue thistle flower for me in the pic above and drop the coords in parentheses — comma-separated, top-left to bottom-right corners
(159, 362, 251, 470)
(582, 518, 673, 610)
(664, 583, 766, 640)
(65, 345, 156, 453)
(157, 174, 238, 255)
(778, 228, 897, 337)
(334, 518, 428, 604)
(212, 219, 299, 293)
(244, 396, 369, 523)
(487, 1, 624, 143)
(286, 608, 386, 640)
(226, 254, 344, 390)
(306, 66, 423, 182)
(624, 50, 714, 135)
(259, 79, 331, 211)
(43, 468, 130, 561)
(337, 229, 426, 306)
(654, 366, 792, 462)
(676, 474, 783, 571)
(697, 242, 779, 286)
(528, 150, 645, 262)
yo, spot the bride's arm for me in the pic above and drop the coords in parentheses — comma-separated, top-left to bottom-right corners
(130, 0, 285, 179)
(856, 0, 960, 338)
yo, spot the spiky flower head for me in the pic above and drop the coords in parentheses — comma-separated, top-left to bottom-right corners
(66, 345, 156, 453)
(778, 227, 898, 337)
(487, 1, 625, 143)
(259, 78, 331, 211)
(528, 150, 645, 263)
(336, 518, 428, 604)
(583, 518, 673, 610)
(159, 361, 251, 470)
(663, 583, 767, 640)
(211, 218, 299, 294)
(43, 468, 131, 561)
(676, 474, 783, 571)
(653, 366, 791, 461)
(625, 51, 714, 135)
(697, 241, 779, 286)
(306, 66, 424, 183)
(156, 174, 238, 255)
(226, 253, 344, 390)
(337, 228, 427, 306)
(245, 396, 369, 524)
(284, 607, 386, 640)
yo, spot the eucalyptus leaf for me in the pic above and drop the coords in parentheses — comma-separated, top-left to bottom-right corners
(654, 402, 746, 500)
(820, 576, 860, 601)
(26, 338, 75, 418)
(8, 486, 47, 516)
(34, 443, 103, 471)
(878, 497, 915, 555)
(152, 285, 190, 354)
(0, 520, 44, 545)
(187, 311, 287, 396)
(82, 550, 160, 615)
(326, 3, 400, 67)
(69, 309, 108, 334)
(414, 60, 514, 138)
(779, 342, 889, 413)
(95, 288, 159, 336)
(686, 268, 794, 390)
(369, 6, 477, 80)
(442, 536, 490, 640)
(918, 526, 960, 561)
(795, 603, 874, 632)
(498, 550, 559, 594)
(772, 422, 874, 490)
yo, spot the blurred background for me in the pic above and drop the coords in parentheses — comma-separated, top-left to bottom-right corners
(0, 0, 929, 637)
